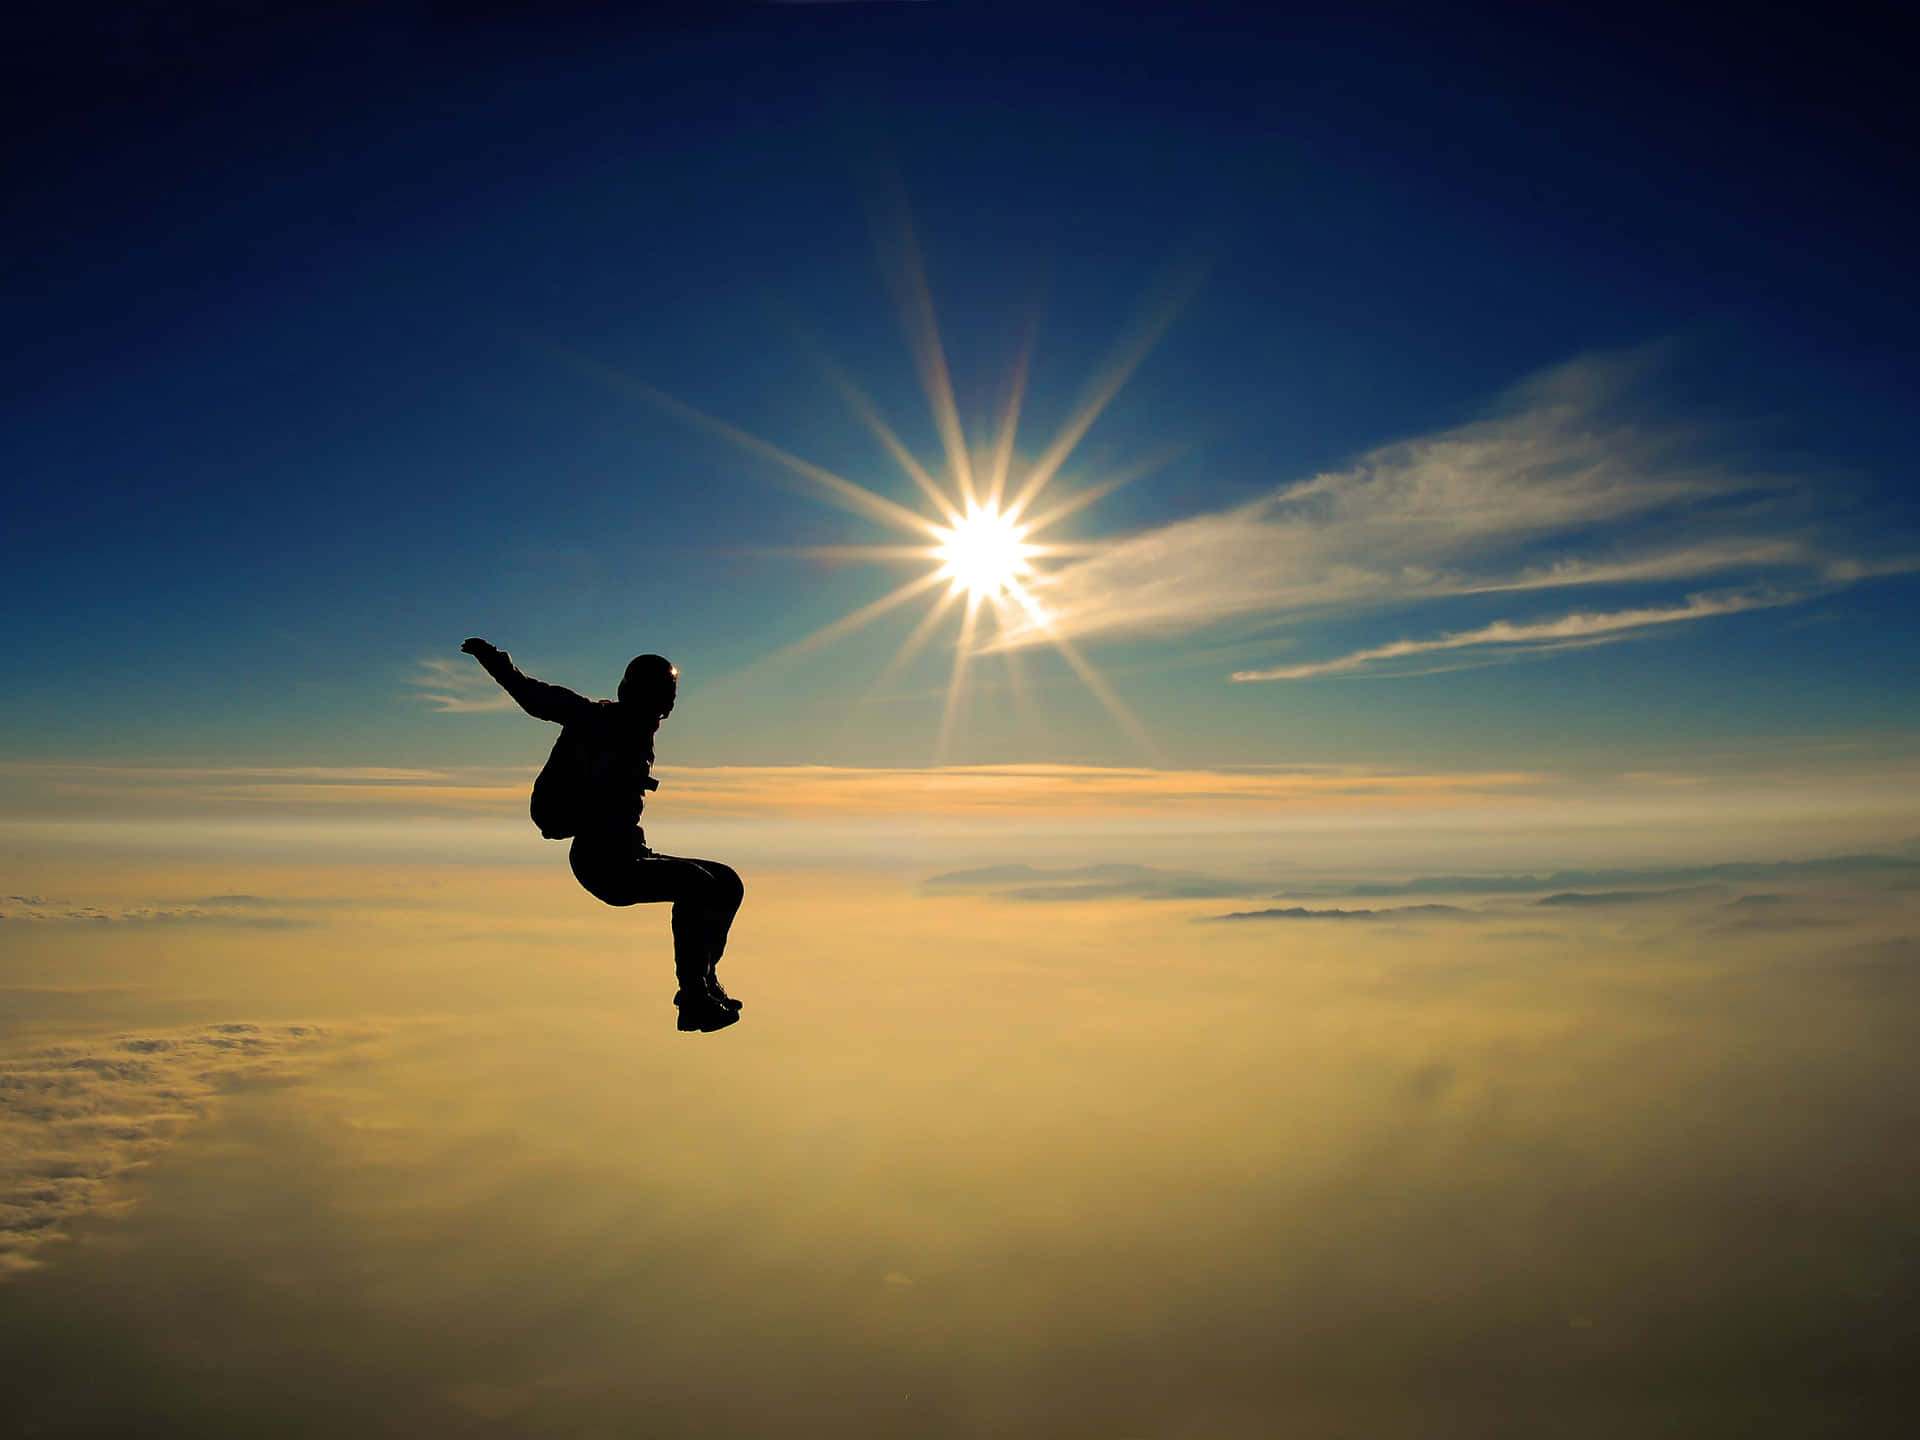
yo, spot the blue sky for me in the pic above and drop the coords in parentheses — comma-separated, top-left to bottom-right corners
(7, 19, 1920, 1425)
(5, 3, 1916, 783)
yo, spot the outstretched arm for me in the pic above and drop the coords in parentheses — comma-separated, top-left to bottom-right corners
(461, 638, 593, 724)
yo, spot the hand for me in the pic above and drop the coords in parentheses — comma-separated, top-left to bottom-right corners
(461, 637, 495, 657)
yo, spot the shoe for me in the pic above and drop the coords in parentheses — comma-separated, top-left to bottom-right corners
(673, 970, 743, 1013)
(675, 990, 739, 1033)
(705, 971, 744, 1012)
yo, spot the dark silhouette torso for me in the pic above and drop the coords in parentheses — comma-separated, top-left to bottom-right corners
(466, 641, 745, 1031)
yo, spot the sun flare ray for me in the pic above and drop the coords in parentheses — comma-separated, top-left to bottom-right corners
(937, 592, 984, 763)
(816, 355, 962, 525)
(1003, 579, 1157, 757)
(779, 545, 944, 563)
(1001, 643, 1036, 733)
(874, 209, 979, 510)
(759, 570, 950, 668)
(870, 585, 964, 696)
(1006, 260, 1203, 521)
(1019, 440, 1189, 534)
(595, 248, 1184, 759)
(985, 320, 1037, 513)
(559, 348, 937, 538)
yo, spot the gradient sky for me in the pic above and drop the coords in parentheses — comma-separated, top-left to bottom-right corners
(7, 10, 1920, 1434)
(6, 3, 1917, 795)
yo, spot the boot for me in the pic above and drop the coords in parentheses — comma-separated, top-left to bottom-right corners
(675, 988, 739, 1033)
(673, 967, 742, 1013)
(704, 969, 743, 1012)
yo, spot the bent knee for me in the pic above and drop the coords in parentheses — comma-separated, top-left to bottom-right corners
(575, 875, 637, 908)
(569, 850, 637, 907)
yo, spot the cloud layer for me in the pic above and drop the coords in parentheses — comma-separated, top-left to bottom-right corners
(5, 853, 1916, 1435)
(0, 758, 1547, 824)
(1212, 903, 1468, 921)
(1, 892, 323, 929)
(922, 863, 1271, 902)
(0, 1023, 336, 1275)
(920, 854, 1920, 932)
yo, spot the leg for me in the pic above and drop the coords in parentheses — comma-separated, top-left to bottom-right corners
(570, 842, 743, 988)
(637, 854, 742, 990)
(685, 858, 744, 969)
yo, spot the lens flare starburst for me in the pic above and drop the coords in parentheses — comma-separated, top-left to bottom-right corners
(564, 216, 1199, 760)
(931, 504, 1037, 600)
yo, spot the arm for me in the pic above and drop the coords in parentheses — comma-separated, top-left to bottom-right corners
(461, 638, 593, 725)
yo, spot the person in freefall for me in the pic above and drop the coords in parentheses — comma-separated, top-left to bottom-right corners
(462, 638, 745, 1033)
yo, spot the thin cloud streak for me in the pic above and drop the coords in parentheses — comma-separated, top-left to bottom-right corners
(1231, 590, 1794, 681)
(1210, 903, 1469, 921)
(989, 354, 1875, 661)
(411, 658, 517, 713)
(0, 757, 1547, 824)
(11, 753, 1920, 833)
(1462, 540, 1812, 593)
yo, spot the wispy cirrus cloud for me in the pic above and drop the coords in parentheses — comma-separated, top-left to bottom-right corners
(1460, 541, 1814, 593)
(990, 352, 1906, 676)
(1231, 590, 1794, 681)
(410, 657, 516, 713)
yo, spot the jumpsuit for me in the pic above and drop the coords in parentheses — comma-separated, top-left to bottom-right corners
(474, 648, 743, 987)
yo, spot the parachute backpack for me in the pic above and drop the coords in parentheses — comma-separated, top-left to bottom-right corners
(530, 727, 587, 840)
(528, 723, 658, 839)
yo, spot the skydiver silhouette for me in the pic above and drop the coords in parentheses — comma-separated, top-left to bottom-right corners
(462, 638, 745, 1033)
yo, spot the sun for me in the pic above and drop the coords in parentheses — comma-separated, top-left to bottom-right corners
(932, 504, 1037, 599)
(576, 220, 1197, 759)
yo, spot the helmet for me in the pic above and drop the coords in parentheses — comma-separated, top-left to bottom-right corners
(618, 653, 679, 717)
